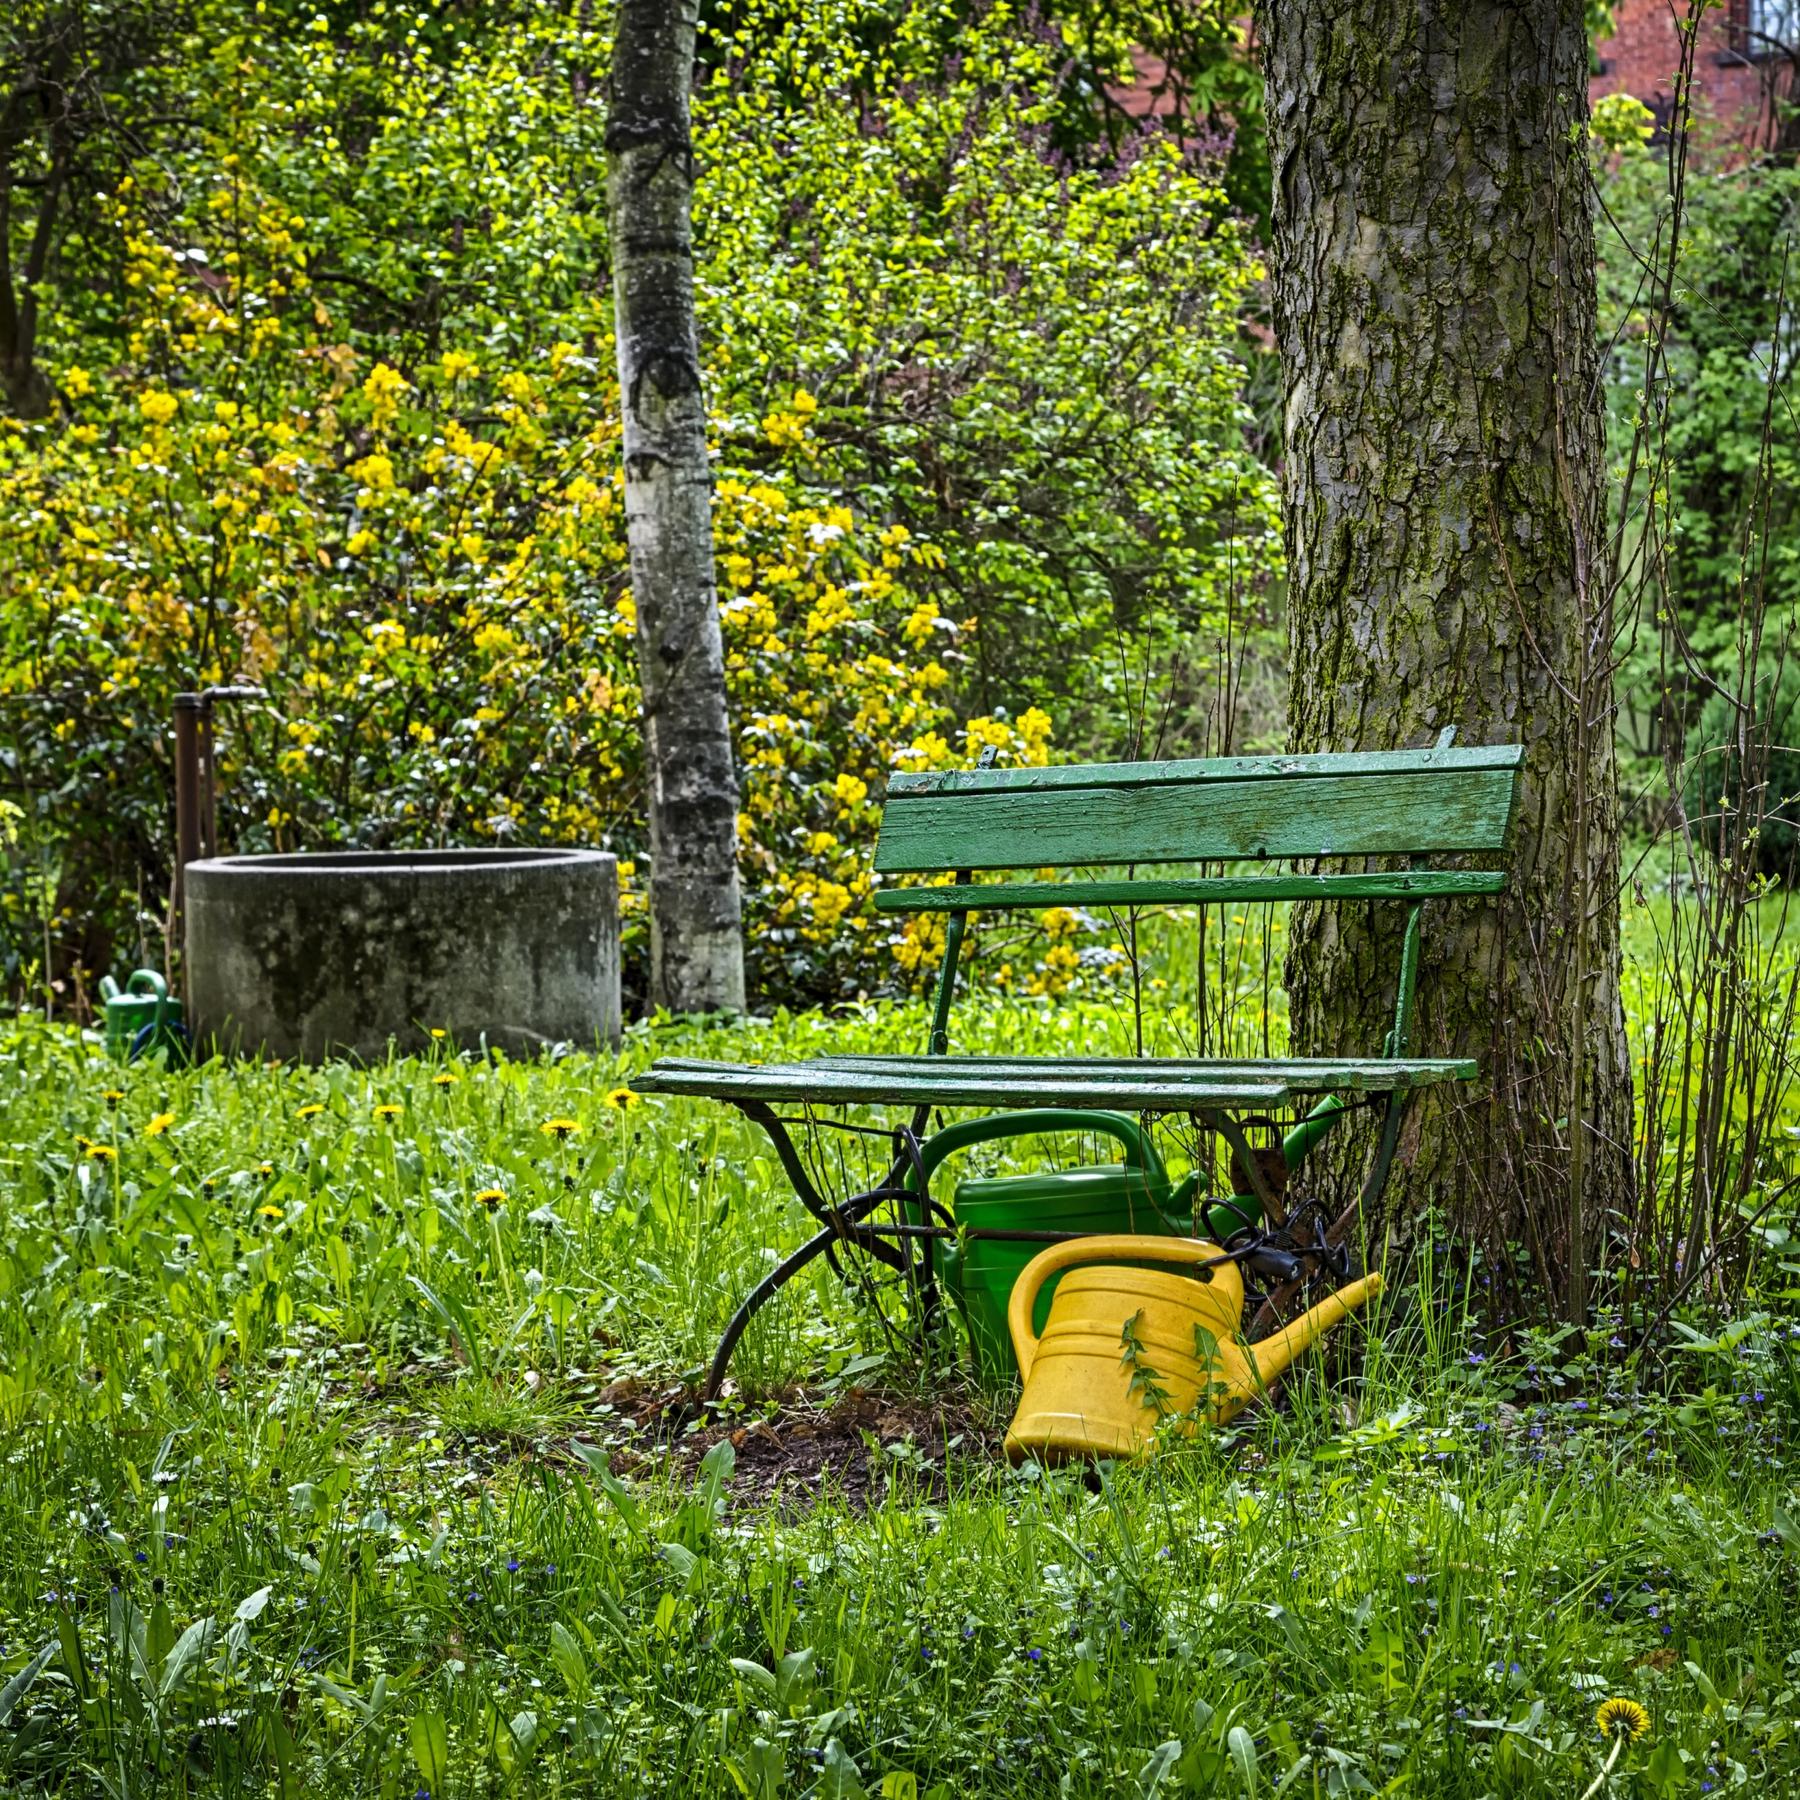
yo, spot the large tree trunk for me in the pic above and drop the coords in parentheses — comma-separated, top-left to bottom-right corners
(1259, 0, 1633, 1317)
(606, 0, 745, 1013)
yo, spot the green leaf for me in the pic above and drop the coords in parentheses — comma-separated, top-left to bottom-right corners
(159, 1618, 215, 1698)
(1227, 1724, 1260, 1794)
(1771, 1502, 1800, 1559)
(1135, 1738, 1182, 1796)
(549, 1620, 587, 1698)
(570, 1439, 644, 1537)
(235, 1585, 273, 1623)
(409, 1706, 449, 1791)
(819, 1738, 867, 1798)
(408, 1273, 487, 1379)
(728, 1657, 778, 1699)
(0, 1641, 56, 1726)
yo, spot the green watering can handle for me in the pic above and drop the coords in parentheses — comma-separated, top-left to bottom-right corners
(126, 970, 169, 1000)
(907, 1107, 1168, 1198)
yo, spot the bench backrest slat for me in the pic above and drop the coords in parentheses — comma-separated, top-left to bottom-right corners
(873, 747, 1522, 876)
(871, 869, 1507, 913)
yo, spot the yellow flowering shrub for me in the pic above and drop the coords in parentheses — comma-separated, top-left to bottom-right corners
(0, 161, 1039, 1002)
(0, 1, 1271, 1009)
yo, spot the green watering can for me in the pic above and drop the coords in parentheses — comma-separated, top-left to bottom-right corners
(99, 969, 189, 1065)
(923, 1100, 1351, 1382)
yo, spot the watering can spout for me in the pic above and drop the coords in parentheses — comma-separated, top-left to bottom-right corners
(1247, 1272, 1385, 1386)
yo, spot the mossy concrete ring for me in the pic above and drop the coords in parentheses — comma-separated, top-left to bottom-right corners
(185, 848, 620, 1062)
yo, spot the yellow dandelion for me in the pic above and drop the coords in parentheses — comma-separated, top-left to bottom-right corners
(373, 1103, 403, 1122)
(1595, 1697, 1648, 1742)
(86, 1142, 119, 1162)
(144, 1112, 175, 1137)
(473, 1187, 507, 1210)
(102, 1088, 126, 1107)
(429, 1027, 447, 1039)
(296, 1103, 324, 1120)
(540, 1117, 581, 1139)
(603, 1087, 640, 1111)
(257, 1161, 275, 1177)
(256, 1204, 284, 1223)
(433, 1072, 459, 1088)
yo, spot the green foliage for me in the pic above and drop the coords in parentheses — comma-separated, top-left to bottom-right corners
(1596, 138, 1800, 789)
(0, 960, 1799, 1794)
(1, 0, 1276, 1008)
(1683, 657, 1800, 877)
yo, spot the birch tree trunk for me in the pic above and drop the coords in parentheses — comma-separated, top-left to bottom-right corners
(1258, 0, 1633, 1316)
(606, 0, 745, 1013)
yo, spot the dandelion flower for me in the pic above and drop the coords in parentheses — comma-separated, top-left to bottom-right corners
(474, 1187, 507, 1210)
(429, 1027, 447, 1039)
(86, 1142, 119, 1162)
(145, 1112, 175, 1137)
(433, 1072, 459, 1088)
(540, 1118, 581, 1139)
(1595, 1698, 1649, 1742)
(603, 1087, 640, 1111)
(256, 1204, 284, 1223)
(373, 1103, 403, 1123)
(102, 1088, 126, 1108)
(296, 1102, 324, 1120)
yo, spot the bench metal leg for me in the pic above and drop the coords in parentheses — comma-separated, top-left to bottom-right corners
(702, 1222, 843, 1403)
(705, 1100, 938, 1402)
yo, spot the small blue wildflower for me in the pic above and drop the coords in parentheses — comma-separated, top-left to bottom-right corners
(506, 1557, 520, 1573)
(134, 1551, 147, 1564)
(1027, 1647, 1042, 1663)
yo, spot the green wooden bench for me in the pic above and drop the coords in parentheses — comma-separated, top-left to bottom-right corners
(636, 735, 1524, 1398)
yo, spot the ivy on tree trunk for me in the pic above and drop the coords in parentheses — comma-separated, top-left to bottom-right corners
(606, 0, 745, 1014)
(1258, 0, 1633, 1317)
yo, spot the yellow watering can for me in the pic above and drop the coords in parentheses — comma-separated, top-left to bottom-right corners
(1003, 1235, 1384, 1464)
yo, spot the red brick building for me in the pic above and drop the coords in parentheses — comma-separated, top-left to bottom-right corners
(1592, 0, 1798, 153)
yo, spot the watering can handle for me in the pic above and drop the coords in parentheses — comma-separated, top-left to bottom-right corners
(907, 1108, 1168, 1195)
(1008, 1234, 1227, 1381)
(126, 970, 169, 1000)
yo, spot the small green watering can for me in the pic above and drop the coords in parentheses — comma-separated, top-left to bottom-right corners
(99, 969, 189, 1065)
(923, 1099, 1352, 1382)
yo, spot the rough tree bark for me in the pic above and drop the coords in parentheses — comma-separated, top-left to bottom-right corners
(1258, 0, 1633, 1316)
(606, 0, 745, 1013)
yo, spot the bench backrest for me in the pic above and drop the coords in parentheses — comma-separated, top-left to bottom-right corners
(872, 742, 1523, 915)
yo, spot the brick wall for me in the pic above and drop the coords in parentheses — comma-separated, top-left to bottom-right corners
(1592, 0, 1793, 154)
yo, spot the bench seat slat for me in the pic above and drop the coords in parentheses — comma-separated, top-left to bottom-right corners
(636, 1054, 1479, 1108)
(802, 1054, 1477, 1089)
(872, 870, 1507, 913)
(633, 1060, 1294, 1110)
(874, 769, 1519, 873)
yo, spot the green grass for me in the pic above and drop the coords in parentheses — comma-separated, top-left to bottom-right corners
(2, 935, 1800, 1795)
